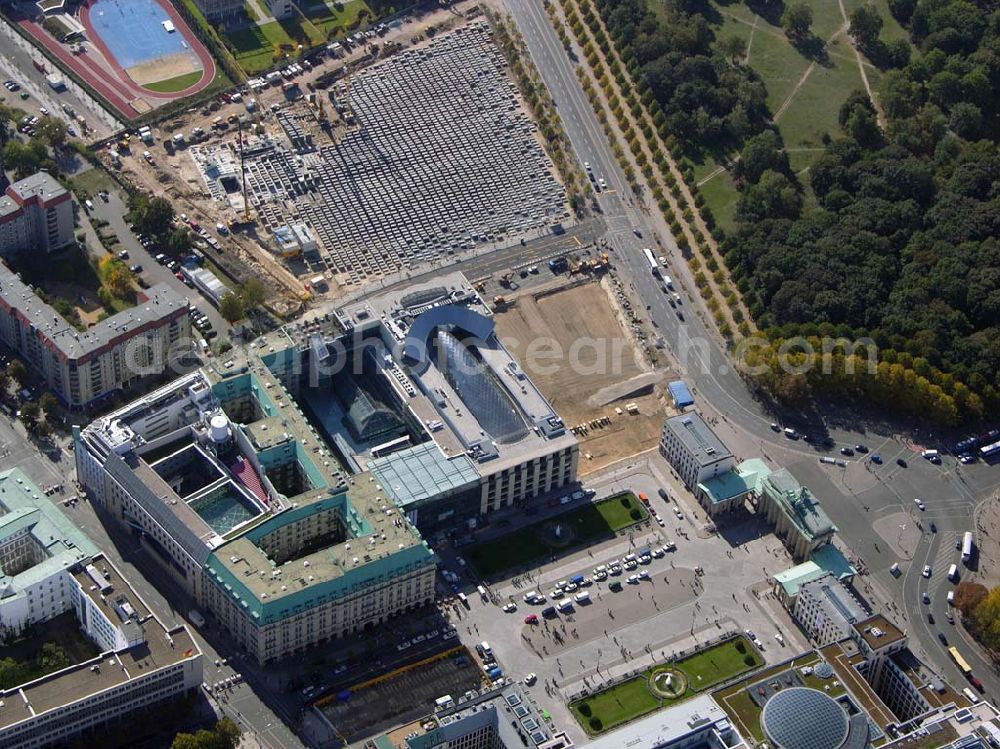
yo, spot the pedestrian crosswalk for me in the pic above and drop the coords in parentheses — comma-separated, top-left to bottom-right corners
(927, 537, 965, 594)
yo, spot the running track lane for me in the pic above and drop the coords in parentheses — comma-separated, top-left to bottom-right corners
(19, 0, 216, 121)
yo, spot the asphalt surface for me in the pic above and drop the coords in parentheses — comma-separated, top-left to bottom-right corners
(82, 190, 231, 338)
(0, 20, 117, 139)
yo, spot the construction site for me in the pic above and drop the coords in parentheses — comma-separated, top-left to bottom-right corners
(92, 6, 571, 318)
(493, 263, 671, 475)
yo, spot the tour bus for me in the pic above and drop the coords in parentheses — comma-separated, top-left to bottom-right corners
(962, 531, 974, 563)
(642, 248, 659, 275)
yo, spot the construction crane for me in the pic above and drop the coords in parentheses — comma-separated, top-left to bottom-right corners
(236, 117, 250, 223)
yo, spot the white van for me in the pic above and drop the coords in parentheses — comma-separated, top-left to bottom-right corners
(574, 591, 591, 603)
(477, 584, 487, 600)
(947, 590, 955, 604)
(948, 563, 959, 582)
(557, 599, 573, 612)
(479, 641, 492, 659)
(889, 562, 901, 576)
(922, 449, 939, 459)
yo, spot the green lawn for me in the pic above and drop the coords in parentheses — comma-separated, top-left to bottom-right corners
(570, 637, 762, 734)
(777, 52, 864, 156)
(223, 1, 371, 74)
(699, 166, 739, 235)
(69, 167, 116, 199)
(143, 70, 205, 93)
(466, 493, 647, 578)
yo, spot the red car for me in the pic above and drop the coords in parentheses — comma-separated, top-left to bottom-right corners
(524, 614, 538, 625)
(970, 675, 984, 692)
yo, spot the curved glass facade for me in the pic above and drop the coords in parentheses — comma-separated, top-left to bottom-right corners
(433, 330, 528, 444)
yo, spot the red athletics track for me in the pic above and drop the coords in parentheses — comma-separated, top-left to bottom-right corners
(18, 0, 216, 121)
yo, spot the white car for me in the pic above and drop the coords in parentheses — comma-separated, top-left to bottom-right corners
(593, 570, 607, 581)
(524, 673, 537, 685)
(745, 629, 756, 639)
(652, 547, 665, 558)
(654, 514, 665, 527)
(503, 602, 517, 613)
(774, 633, 784, 645)
(550, 588, 564, 599)
(563, 582, 578, 592)
(923, 565, 932, 578)
(922, 591, 930, 604)
(638, 570, 650, 580)
(627, 574, 640, 584)
(396, 641, 411, 651)
(673, 507, 684, 520)
(914, 498, 926, 511)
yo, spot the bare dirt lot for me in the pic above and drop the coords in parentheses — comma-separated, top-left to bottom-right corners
(495, 279, 666, 473)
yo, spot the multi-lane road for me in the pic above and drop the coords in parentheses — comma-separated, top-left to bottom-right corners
(502, 0, 1000, 701)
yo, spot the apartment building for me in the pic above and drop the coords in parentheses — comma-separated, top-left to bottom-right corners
(0, 264, 190, 408)
(0, 172, 74, 257)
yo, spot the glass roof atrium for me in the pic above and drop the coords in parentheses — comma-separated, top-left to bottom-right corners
(432, 329, 528, 444)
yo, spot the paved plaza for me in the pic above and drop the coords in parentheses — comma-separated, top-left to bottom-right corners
(237, 22, 567, 284)
(445, 457, 812, 744)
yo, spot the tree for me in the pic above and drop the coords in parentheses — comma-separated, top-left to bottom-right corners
(2, 139, 48, 178)
(718, 35, 746, 65)
(36, 116, 67, 149)
(240, 278, 266, 311)
(98, 256, 133, 300)
(219, 292, 245, 324)
(7, 360, 28, 388)
(166, 227, 192, 255)
(735, 170, 802, 223)
(129, 194, 175, 239)
(782, 3, 813, 38)
(735, 130, 789, 184)
(38, 392, 58, 417)
(19, 401, 39, 432)
(954, 582, 988, 615)
(949, 102, 982, 139)
(849, 5, 883, 49)
(169, 718, 240, 749)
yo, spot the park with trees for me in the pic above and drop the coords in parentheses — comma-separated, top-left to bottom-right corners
(591, 0, 1000, 424)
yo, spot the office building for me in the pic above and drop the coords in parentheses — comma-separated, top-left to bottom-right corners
(0, 554, 202, 749)
(0, 468, 98, 637)
(330, 273, 579, 530)
(192, 0, 244, 22)
(793, 574, 868, 647)
(584, 693, 747, 749)
(660, 412, 734, 491)
(0, 172, 74, 257)
(75, 365, 438, 665)
(0, 266, 190, 408)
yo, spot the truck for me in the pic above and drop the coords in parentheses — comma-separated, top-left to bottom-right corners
(569, 574, 585, 586)
(188, 609, 206, 628)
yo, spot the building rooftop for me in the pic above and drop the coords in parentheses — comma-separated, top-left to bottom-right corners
(799, 576, 867, 625)
(699, 458, 771, 504)
(760, 469, 836, 541)
(585, 693, 745, 749)
(7, 171, 67, 203)
(331, 272, 576, 473)
(0, 554, 199, 730)
(663, 412, 733, 467)
(854, 614, 906, 650)
(761, 687, 850, 749)
(0, 468, 98, 597)
(0, 264, 187, 361)
(368, 442, 480, 509)
(773, 545, 857, 598)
